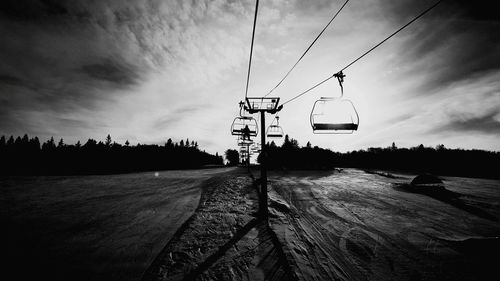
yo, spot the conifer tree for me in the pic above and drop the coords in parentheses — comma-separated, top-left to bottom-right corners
(105, 134, 112, 147)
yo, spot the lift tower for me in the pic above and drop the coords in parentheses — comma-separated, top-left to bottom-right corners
(245, 97, 282, 218)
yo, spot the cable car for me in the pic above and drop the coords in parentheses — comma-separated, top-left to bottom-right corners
(310, 71, 359, 134)
(266, 116, 284, 138)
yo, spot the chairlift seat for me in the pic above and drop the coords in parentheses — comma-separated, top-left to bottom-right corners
(312, 123, 358, 131)
(267, 132, 284, 138)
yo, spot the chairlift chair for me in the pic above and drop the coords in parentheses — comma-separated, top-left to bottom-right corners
(231, 116, 258, 136)
(238, 140, 253, 146)
(231, 101, 258, 136)
(266, 116, 284, 138)
(237, 135, 253, 146)
(310, 71, 359, 134)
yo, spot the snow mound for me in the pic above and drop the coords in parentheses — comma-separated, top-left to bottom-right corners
(269, 194, 291, 214)
(411, 173, 443, 185)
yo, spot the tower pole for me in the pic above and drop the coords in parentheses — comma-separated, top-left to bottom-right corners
(260, 111, 268, 218)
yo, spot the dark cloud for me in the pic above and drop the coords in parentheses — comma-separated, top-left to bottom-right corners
(0, 74, 24, 86)
(80, 59, 140, 85)
(0, 0, 69, 20)
(385, 0, 499, 24)
(0, 0, 157, 136)
(433, 111, 500, 135)
(381, 0, 500, 91)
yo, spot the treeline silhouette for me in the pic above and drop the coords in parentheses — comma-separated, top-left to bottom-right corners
(0, 134, 223, 175)
(258, 135, 338, 170)
(260, 135, 500, 179)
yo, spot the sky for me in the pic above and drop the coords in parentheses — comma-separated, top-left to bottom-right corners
(1, 0, 499, 155)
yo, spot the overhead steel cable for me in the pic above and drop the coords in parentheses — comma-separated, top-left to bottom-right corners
(265, 0, 350, 97)
(281, 0, 443, 106)
(245, 0, 260, 99)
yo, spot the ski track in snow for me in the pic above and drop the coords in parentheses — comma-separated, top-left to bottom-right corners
(268, 169, 500, 281)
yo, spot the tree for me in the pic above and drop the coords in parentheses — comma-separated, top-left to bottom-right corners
(165, 138, 172, 149)
(31, 137, 40, 150)
(7, 136, 14, 146)
(306, 141, 312, 149)
(283, 135, 290, 147)
(225, 149, 239, 166)
(282, 134, 299, 150)
(75, 141, 81, 148)
(58, 138, 64, 148)
(84, 138, 97, 148)
(391, 142, 397, 151)
(179, 140, 184, 147)
(42, 137, 56, 151)
(105, 134, 112, 147)
(22, 134, 29, 145)
(125, 140, 130, 147)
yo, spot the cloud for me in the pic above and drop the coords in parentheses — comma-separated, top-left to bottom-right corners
(433, 111, 500, 135)
(153, 105, 203, 130)
(0, 0, 260, 145)
(1, 0, 499, 154)
(380, 0, 500, 91)
(0, 74, 24, 86)
(0, 0, 69, 20)
(80, 59, 140, 85)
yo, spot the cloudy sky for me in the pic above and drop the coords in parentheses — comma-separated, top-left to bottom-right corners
(1, 0, 499, 154)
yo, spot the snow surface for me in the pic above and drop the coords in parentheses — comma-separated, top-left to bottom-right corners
(268, 169, 500, 281)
